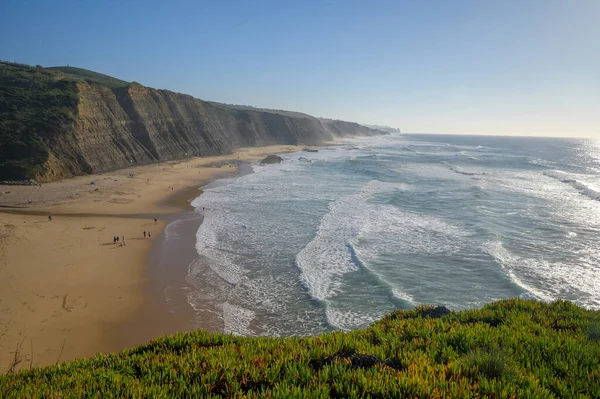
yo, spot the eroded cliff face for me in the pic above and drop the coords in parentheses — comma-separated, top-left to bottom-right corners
(36, 82, 385, 182)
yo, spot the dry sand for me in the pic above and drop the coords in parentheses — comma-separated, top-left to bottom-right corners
(0, 145, 302, 372)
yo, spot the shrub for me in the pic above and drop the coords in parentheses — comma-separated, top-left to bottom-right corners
(462, 346, 514, 380)
(585, 319, 600, 341)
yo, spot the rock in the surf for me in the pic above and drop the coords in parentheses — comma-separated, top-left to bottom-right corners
(260, 155, 283, 164)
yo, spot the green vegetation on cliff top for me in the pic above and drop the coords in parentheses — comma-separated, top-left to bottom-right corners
(1, 299, 599, 398)
(45, 66, 130, 89)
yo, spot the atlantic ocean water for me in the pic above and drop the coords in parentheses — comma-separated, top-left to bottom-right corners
(185, 134, 600, 336)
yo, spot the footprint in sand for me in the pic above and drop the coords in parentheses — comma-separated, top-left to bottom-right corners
(20, 301, 35, 313)
(109, 198, 134, 204)
(61, 295, 88, 312)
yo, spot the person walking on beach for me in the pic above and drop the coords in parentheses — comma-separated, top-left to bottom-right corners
(113, 236, 117, 244)
(148, 232, 152, 238)
(143, 231, 147, 238)
(116, 236, 119, 243)
(154, 218, 157, 225)
(122, 235, 126, 246)
(48, 215, 52, 221)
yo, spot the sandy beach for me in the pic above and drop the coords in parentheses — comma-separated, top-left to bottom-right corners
(0, 145, 301, 372)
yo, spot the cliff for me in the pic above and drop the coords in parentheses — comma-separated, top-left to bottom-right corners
(0, 62, 387, 182)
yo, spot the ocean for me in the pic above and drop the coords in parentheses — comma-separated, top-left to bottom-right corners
(174, 134, 600, 336)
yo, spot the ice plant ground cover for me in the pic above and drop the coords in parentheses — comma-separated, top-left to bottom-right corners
(1, 298, 599, 398)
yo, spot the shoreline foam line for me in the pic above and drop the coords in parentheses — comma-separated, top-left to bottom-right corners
(177, 143, 337, 337)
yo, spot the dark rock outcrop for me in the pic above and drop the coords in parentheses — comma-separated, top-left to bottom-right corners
(260, 155, 283, 164)
(418, 306, 451, 319)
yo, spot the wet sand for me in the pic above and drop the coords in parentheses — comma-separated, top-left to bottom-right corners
(0, 145, 301, 372)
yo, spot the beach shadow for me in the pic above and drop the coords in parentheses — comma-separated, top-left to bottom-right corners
(100, 242, 117, 246)
(130, 237, 146, 241)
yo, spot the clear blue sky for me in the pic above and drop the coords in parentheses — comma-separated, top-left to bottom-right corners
(1, 0, 598, 136)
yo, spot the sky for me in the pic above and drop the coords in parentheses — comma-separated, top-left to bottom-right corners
(1, 0, 598, 137)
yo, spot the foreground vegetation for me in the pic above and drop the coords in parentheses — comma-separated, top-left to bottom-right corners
(1, 299, 599, 398)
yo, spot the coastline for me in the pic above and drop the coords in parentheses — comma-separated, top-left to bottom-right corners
(0, 145, 303, 372)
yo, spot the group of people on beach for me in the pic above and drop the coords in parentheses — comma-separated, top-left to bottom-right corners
(112, 219, 159, 246)
(113, 230, 153, 246)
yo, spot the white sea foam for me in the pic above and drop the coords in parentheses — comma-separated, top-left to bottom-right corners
(544, 171, 600, 201)
(295, 180, 409, 301)
(483, 169, 577, 206)
(164, 217, 203, 240)
(164, 220, 183, 240)
(392, 288, 416, 304)
(356, 205, 468, 256)
(442, 161, 480, 176)
(483, 238, 600, 308)
(528, 158, 557, 168)
(189, 148, 366, 335)
(519, 292, 537, 300)
(179, 134, 600, 337)
(482, 239, 554, 302)
(325, 306, 384, 331)
(347, 205, 468, 309)
(295, 179, 467, 328)
(222, 303, 256, 336)
(194, 211, 248, 285)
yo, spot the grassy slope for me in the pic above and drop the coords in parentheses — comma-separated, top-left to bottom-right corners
(0, 62, 79, 180)
(45, 66, 130, 89)
(1, 299, 598, 398)
(208, 102, 316, 119)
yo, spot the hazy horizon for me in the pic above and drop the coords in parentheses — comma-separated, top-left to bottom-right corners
(1, 0, 598, 137)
